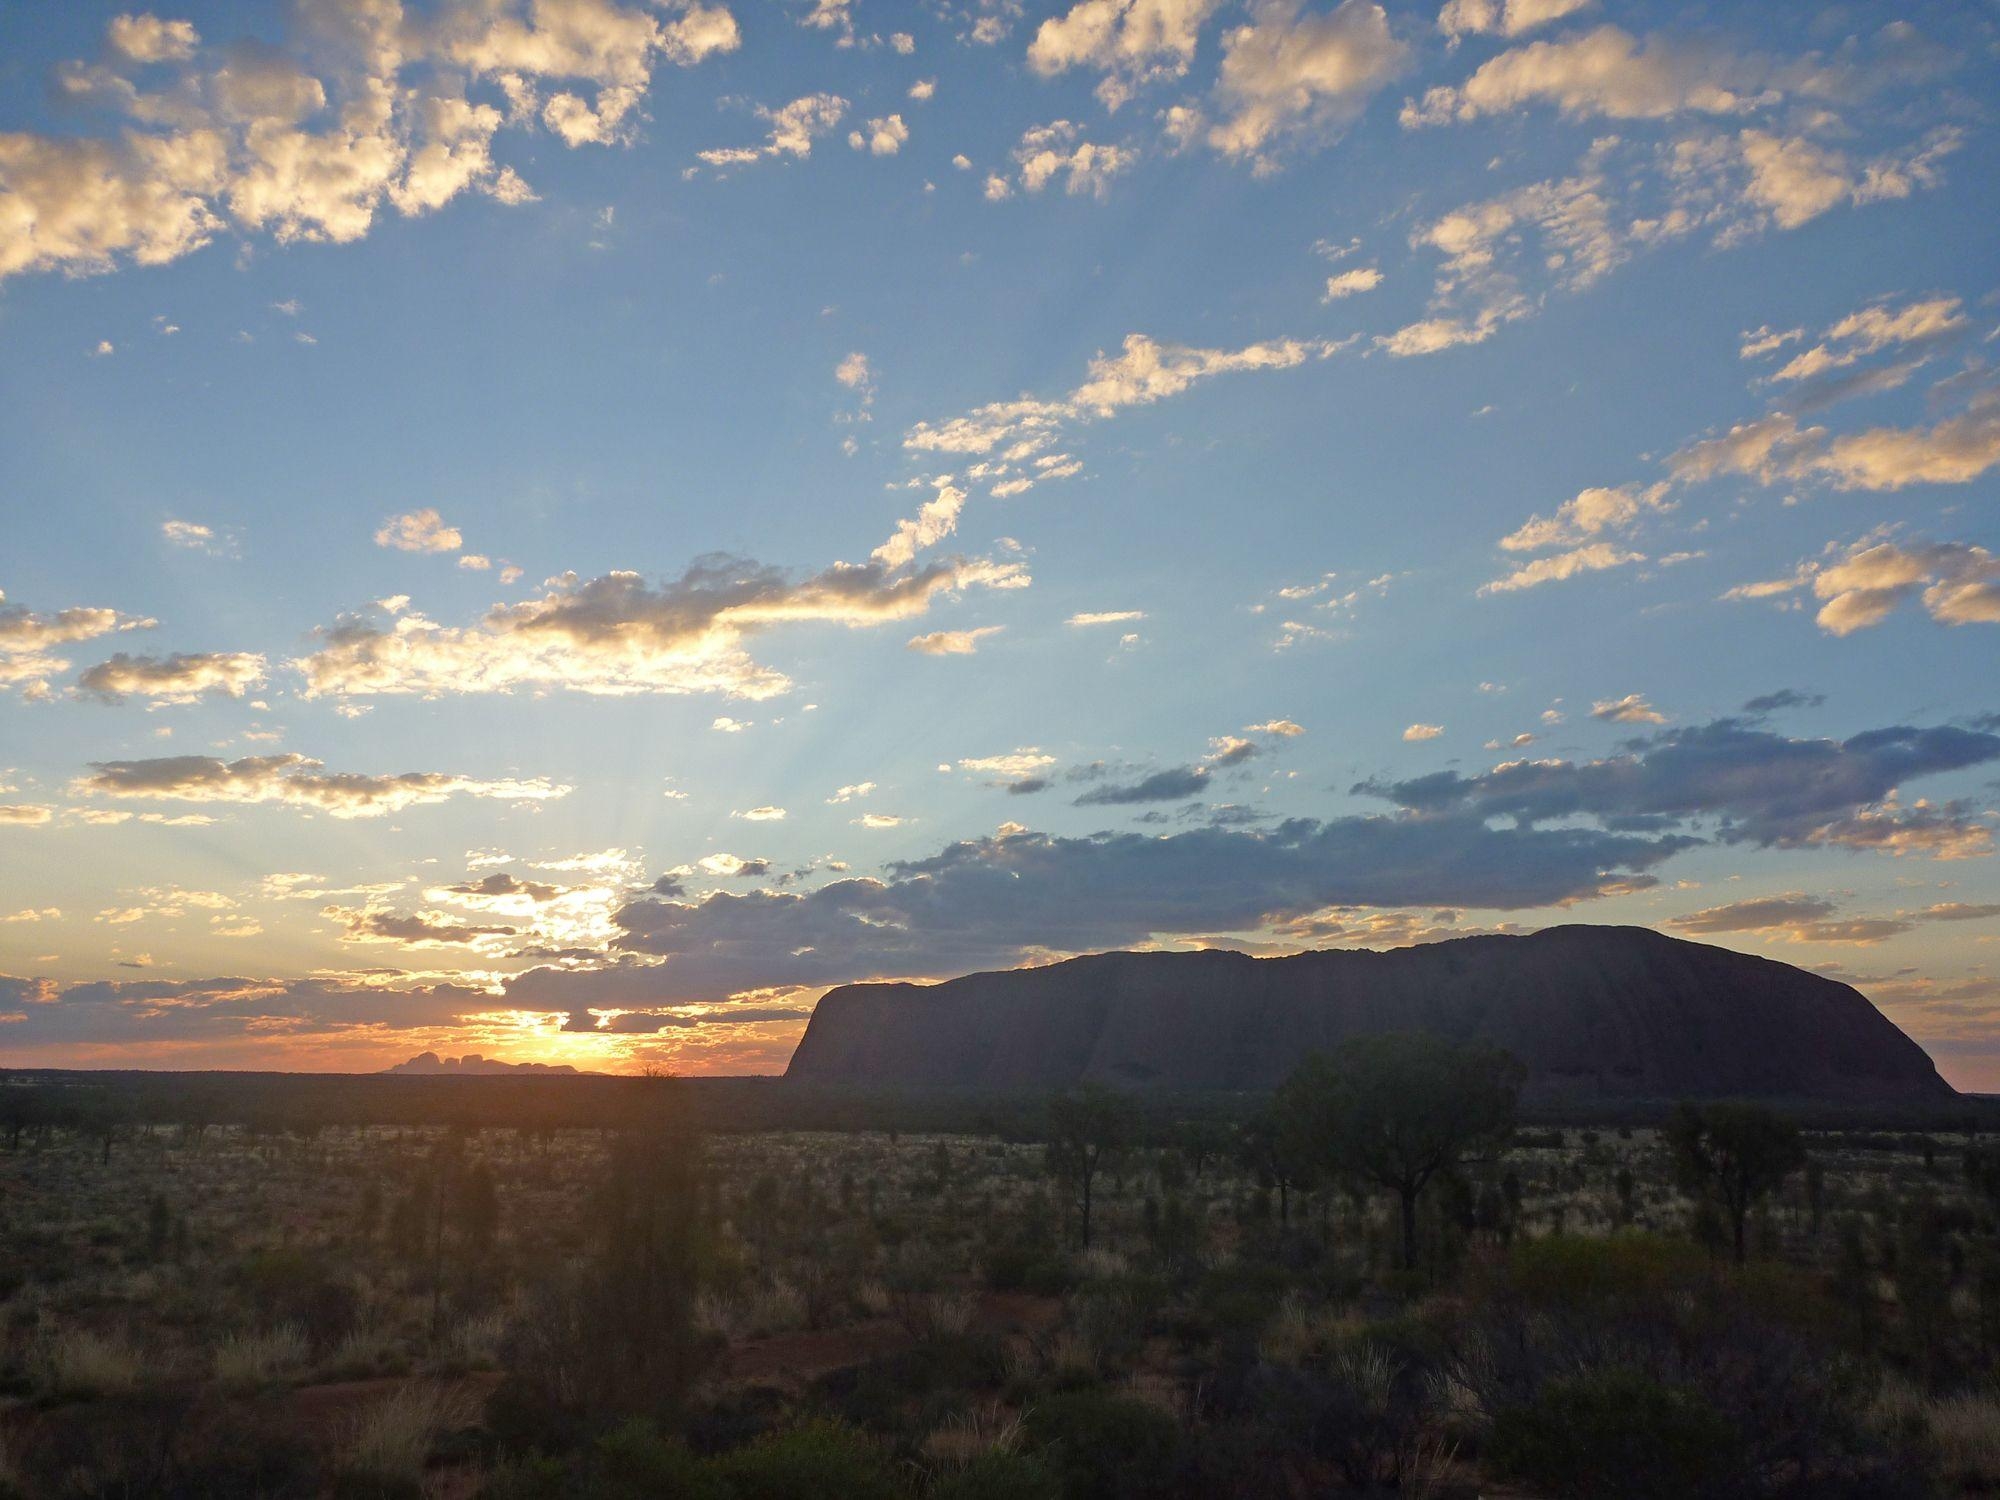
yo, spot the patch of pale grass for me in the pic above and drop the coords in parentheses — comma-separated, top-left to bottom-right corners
(693, 1291, 740, 1341)
(1927, 1393, 2000, 1485)
(916, 1291, 976, 1342)
(922, 1402, 1023, 1467)
(1259, 1293, 1351, 1366)
(855, 1279, 892, 1317)
(1076, 1247, 1127, 1281)
(40, 1328, 142, 1400)
(448, 1311, 507, 1369)
(213, 1324, 308, 1387)
(339, 1381, 472, 1486)
(743, 1279, 808, 1338)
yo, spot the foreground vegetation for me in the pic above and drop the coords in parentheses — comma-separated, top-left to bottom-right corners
(3, 1053, 2000, 1497)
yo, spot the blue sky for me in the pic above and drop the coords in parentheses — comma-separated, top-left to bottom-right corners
(1, 0, 1996, 1081)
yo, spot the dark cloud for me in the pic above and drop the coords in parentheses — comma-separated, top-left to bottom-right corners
(1005, 777, 1050, 796)
(324, 907, 516, 946)
(606, 815, 1686, 996)
(1741, 689, 1826, 714)
(1360, 718, 2000, 850)
(443, 872, 562, 902)
(1074, 766, 1210, 805)
(1666, 894, 1838, 933)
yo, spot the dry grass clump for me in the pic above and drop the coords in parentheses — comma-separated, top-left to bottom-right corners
(447, 1310, 508, 1369)
(1259, 1292, 1352, 1365)
(1924, 1391, 2000, 1486)
(742, 1279, 808, 1337)
(38, 1328, 143, 1400)
(338, 1381, 473, 1487)
(922, 1401, 1023, 1467)
(213, 1323, 308, 1387)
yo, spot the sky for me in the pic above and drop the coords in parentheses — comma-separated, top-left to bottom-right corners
(0, 0, 1996, 1085)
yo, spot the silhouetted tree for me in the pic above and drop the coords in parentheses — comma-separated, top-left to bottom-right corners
(1667, 1102, 1805, 1264)
(1276, 1033, 1524, 1271)
(1044, 1084, 1135, 1249)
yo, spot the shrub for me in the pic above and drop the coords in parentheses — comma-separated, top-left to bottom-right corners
(39, 1327, 143, 1400)
(929, 1450, 1062, 1500)
(1486, 1370, 1745, 1499)
(709, 1420, 906, 1500)
(214, 1324, 309, 1388)
(593, 1418, 728, 1500)
(336, 1382, 473, 1492)
(1022, 1389, 1181, 1500)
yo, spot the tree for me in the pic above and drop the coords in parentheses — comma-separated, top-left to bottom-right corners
(1666, 1101, 1805, 1264)
(1276, 1033, 1525, 1271)
(1043, 1084, 1135, 1249)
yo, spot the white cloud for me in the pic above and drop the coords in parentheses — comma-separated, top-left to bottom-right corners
(1404, 26, 1762, 127)
(0, 590, 156, 701)
(1066, 610, 1146, 626)
(76, 651, 267, 705)
(1402, 722, 1443, 741)
(733, 805, 787, 820)
(1208, 0, 1408, 169)
(908, 625, 1004, 654)
(1322, 266, 1381, 300)
(1027, 0, 1224, 110)
(848, 114, 909, 155)
(1478, 543, 1644, 594)
(1500, 481, 1671, 552)
(1000, 120, 1136, 197)
(107, 13, 201, 64)
(1437, 0, 1592, 42)
(1591, 693, 1667, 725)
(374, 508, 463, 553)
(697, 93, 847, 168)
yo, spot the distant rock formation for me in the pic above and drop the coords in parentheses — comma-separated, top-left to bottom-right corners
(383, 1051, 581, 1076)
(785, 925, 1952, 1103)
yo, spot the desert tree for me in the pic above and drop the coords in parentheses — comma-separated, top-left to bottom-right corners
(1666, 1101, 1805, 1264)
(1043, 1083, 1135, 1249)
(1276, 1032, 1525, 1271)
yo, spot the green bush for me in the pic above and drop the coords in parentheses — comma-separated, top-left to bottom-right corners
(1486, 1370, 1745, 1499)
(928, 1450, 1063, 1500)
(710, 1421, 906, 1500)
(1023, 1390, 1181, 1500)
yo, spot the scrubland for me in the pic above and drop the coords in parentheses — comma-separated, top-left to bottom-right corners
(1, 1083, 1997, 1497)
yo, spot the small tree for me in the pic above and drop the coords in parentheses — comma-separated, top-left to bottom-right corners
(1666, 1101, 1805, 1264)
(1044, 1084, 1135, 1249)
(1277, 1033, 1525, 1271)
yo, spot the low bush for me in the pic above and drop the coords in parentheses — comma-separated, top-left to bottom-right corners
(1486, 1369, 1745, 1499)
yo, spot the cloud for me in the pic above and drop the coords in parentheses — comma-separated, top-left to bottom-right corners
(1741, 689, 1824, 715)
(1812, 540, 2000, 636)
(1762, 295, 1965, 387)
(1066, 610, 1146, 626)
(1074, 765, 1211, 804)
(994, 120, 1136, 197)
(1404, 26, 1764, 126)
(1364, 716, 2000, 856)
(1246, 718, 1304, 737)
(906, 332, 1338, 495)
(1591, 693, 1667, 725)
(848, 114, 908, 155)
(108, 13, 201, 64)
(827, 781, 875, 803)
(76, 651, 267, 705)
(1438, 0, 1592, 42)
(1027, 0, 1224, 110)
(374, 508, 463, 553)
(733, 805, 787, 820)
(73, 752, 570, 819)
(1402, 723, 1443, 742)
(908, 626, 1005, 655)
(1322, 266, 1382, 299)
(161, 518, 234, 555)
(2, 1, 743, 284)
(324, 906, 517, 947)
(1665, 895, 1911, 945)
(1207, 0, 1408, 169)
(0, 589, 156, 700)
(1478, 543, 1644, 595)
(1500, 482, 1671, 553)
(697, 93, 847, 167)
(0, 805, 55, 826)
(606, 813, 1684, 994)
(873, 479, 966, 568)
(956, 749, 1056, 783)
(295, 550, 1029, 701)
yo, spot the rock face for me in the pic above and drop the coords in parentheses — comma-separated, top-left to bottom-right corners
(784, 925, 1952, 1103)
